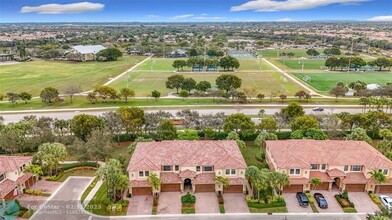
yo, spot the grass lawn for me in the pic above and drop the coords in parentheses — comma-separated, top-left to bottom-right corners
(242, 142, 267, 169)
(278, 59, 327, 70)
(259, 49, 323, 58)
(0, 56, 145, 96)
(181, 206, 195, 214)
(248, 207, 288, 213)
(111, 70, 303, 96)
(86, 184, 127, 216)
(342, 207, 357, 213)
(81, 178, 98, 202)
(293, 72, 392, 92)
(57, 169, 96, 182)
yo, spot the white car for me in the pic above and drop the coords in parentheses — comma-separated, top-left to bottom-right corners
(380, 195, 392, 211)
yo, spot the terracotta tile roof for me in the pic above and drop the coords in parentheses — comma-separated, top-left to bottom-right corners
(160, 172, 182, 184)
(0, 156, 32, 174)
(179, 169, 196, 178)
(266, 140, 392, 169)
(289, 177, 309, 185)
(194, 173, 215, 184)
(130, 180, 150, 187)
(0, 179, 17, 197)
(127, 141, 246, 172)
(16, 173, 33, 184)
(327, 169, 347, 177)
(309, 171, 333, 182)
(280, 155, 310, 169)
(343, 173, 368, 184)
(228, 177, 246, 185)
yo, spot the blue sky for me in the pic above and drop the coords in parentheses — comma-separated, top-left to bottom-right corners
(0, 0, 391, 22)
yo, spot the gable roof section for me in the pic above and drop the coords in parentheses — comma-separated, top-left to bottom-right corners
(127, 140, 246, 172)
(266, 140, 392, 169)
(0, 156, 32, 174)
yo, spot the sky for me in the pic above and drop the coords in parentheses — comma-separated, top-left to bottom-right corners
(0, 0, 391, 23)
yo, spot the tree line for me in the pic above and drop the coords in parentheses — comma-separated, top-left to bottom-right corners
(172, 56, 240, 71)
(325, 56, 392, 71)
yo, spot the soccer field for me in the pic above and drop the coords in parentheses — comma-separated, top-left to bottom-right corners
(278, 59, 327, 70)
(259, 49, 324, 58)
(111, 71, 303, 96)
(293, 72, 392, 92)
(0, 56, 145, 96)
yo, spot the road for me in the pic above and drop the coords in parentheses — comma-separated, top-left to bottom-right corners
(29, 177, 364, 220)
(0, 105, 364, 124)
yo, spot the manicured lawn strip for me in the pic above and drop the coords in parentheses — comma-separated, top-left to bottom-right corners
(81, 177, 99, 202)
(219, 204, 225, 213)
(343, 207, 357, 213)
(278, 59, 327, 70)
(56, 169, 96, 182)
(0, 56, 145, 96)
(259, 49, 323, 58)
(310, 203, 319, 213)
(242, 142, 266, 169)
(60, 162, 98, 170)
(249, 207, 288, 213)
(181, 206, 195, 214)
(86, 184, 127, 216)
(20, 209, 35, 219)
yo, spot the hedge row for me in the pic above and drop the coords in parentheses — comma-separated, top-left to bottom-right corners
(247, 200, 286, 208)
(61, 162, 98, 171)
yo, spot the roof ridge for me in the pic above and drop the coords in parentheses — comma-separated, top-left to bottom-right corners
(328, 140, 349, 164)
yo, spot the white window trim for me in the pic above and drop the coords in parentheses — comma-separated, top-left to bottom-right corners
(196, 166, 201, 172)
(203, 166, 214, 172)
(321, 164, 327, 170)
(289, 168, 301, 176)
(310, 164, 319, 170)
(351, 165, 362, 172)
(225, 169, 236, 176)
(379, 169, 389, 175)
(162, 165, 172, 172)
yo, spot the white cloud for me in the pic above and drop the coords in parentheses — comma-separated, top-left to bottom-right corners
(367, 15, 392, 21)
(275, 18, 292, 21)
(200, 13, 208, 16)
(170, 14, 194, 20)
(194, 16, 224, 20)
(231, 0, 369, 12)
(21, 2, 104, 14)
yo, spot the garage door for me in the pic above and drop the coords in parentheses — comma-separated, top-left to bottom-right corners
(311, 182, 329, 190)
(161, 183, 180, 192)
(376, 185, 392, 193)
(132, 187, 152, 195)
(283, 184, 303, 193)
(345, 184, 366, 192)
(195, 184, 215, 192)
(223, 185, 243, 193)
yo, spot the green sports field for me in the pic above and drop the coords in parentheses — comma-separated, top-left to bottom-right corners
(259, 49, 324, 58)
(293, 72, 392, 92)
(278, 59, 327, 70)
(0, 56, 145, 96)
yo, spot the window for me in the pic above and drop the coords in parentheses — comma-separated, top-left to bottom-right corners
(203, 166, 213, 172)
(175, 165, 179, 171)
(145, 171, 150, 176)
(139, 171, 144, 177)
(344, 165, 349, 171)
(0, 174, 5, 182)
(351, 165, 362, 171)
(162, 166, 172, 171)
(196, 166, 201, 172)
(289, 168, 300, 175)
(310, 164, 319, 170)
(379, 169, 389, 175)
(225, 169, 236, 175)
(321, 164, 327, 170)
(139, 171, 150, 177)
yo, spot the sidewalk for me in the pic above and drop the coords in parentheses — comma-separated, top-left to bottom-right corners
(82, 180, 103, 207)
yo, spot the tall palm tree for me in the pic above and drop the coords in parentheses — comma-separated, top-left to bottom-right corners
(23, 164, 43, 190)
(115, 175, 129, 201)
(310, 178, 322, 191)
(214, 176, 229, 193)
(271, 172, 290, 195)
(369, 170, 388, 194)
(245, 166, 260, 199)
(147, 173, 161, 199)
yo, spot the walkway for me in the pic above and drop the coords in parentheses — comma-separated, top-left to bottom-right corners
(82, 180, 103, 207)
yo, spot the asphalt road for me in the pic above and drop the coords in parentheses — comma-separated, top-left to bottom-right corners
(28, 177, 364, 220)
(0, 106, 364, 124)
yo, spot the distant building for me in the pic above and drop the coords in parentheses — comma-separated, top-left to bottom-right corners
(69, 45, 106, 61)
(169, 49, 187, 58)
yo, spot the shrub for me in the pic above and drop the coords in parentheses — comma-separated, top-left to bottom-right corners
(116, 204, 122, 212)
(181, 193, 196, 205)
(25, 189, 42, 195)
(335, 194, 355, 208)
(101, 197, 111, 206)
(342, 190, 348, 199)
(153, 197, 159, 206)
(369, 193, 381, 204)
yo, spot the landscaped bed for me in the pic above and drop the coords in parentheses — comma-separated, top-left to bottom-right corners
(246, 195, 288, 213)
(85, 184, 129, 216)
(335, 191, 357, 213)
(181, 193, 196, 214)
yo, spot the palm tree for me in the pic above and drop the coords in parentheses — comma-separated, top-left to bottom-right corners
(369, 170, 388, 194)
(271, 172, 289, 195)
(310, 177, 322, 191)
(245, 166, 260, 199)
(115, 175, 129, 200)
(23, 164, 43, 189)
(214, 176, 229, 193)
(147, 173, 161, 199)
(359, 97, 369, 113)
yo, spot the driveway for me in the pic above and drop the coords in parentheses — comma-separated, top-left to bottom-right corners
(349, 192, 379, 213)
(312, 190, 343, 213)
(157, 192, 182, 214)
(18, 194, 48, 210)
(195, 193, 219, 213)
(33, 180, 62, 194)
(283, 193, 312, 213)
(127, 195, 153, 215)
(223, 193, 249, 213)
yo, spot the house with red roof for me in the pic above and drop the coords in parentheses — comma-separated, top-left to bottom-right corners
(265, 140, 392, 193)
(127, 140, 247, 195)
(0, 156, 35, 201)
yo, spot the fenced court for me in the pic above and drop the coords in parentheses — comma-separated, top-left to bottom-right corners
(228, 50, 255, 58)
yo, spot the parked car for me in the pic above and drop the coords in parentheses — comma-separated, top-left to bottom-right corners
(296, 192, 309, 207)
(380, 195, 392, 211)
(312, 107, 324, 111)
(314, 193, 328, 209)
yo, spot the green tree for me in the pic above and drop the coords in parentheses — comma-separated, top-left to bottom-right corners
(147, 173, 161, 198)
(96, 48, 123, 61)
(254, 131, 278, 149)
(330, 85, 348, 101)
(72, 129, 113, 163)
(346, 127, 372, 144)
(214, 176, 229, 192)
(258, 117, 278, 133)
(290, 115, 319, 131)
(119, 88, 135, 102)
(374, 57, 390, 71)
(295, 90, 307, 102)
(96, 159, 127, 202)
(369, 170, 388, 194)
(216, 74, 242, 93)
(189, 48, 198, 57)
(196, 81, 211, 92)
(179, 90, 189, 100)
(0, 93, 4, 101)
(178, 129, 199, 140)
(270, 171, 289, 196)
(34, 142, 67, 176)
(63, 84, 82, 104)
(325, 57, 339, 70)
(172, 60, 187, 71)
(151, 90, 161, 100)
(306, 49, 319, 57)
(0, 121, 32, 153)
(310, 178, 322, 190)
(224, 113, 255, 136)
(19, 92, 32, 104)
(279, 102, 305, 123)
(117, 107, 144, 134)
(245, 166, 260, 199)
(6, 92, 20, 107)
(226, 131, 240, 140)
(166, 74, 185, 93)
(219, 56, 240, 71)
(94, 85, 118, 103)
(157, 119, 177, 140)
(23, 164, 43, 189)
(70, 114, 103, 141)
(40, 87, 59, 105)
(181, 78, 197, 93)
